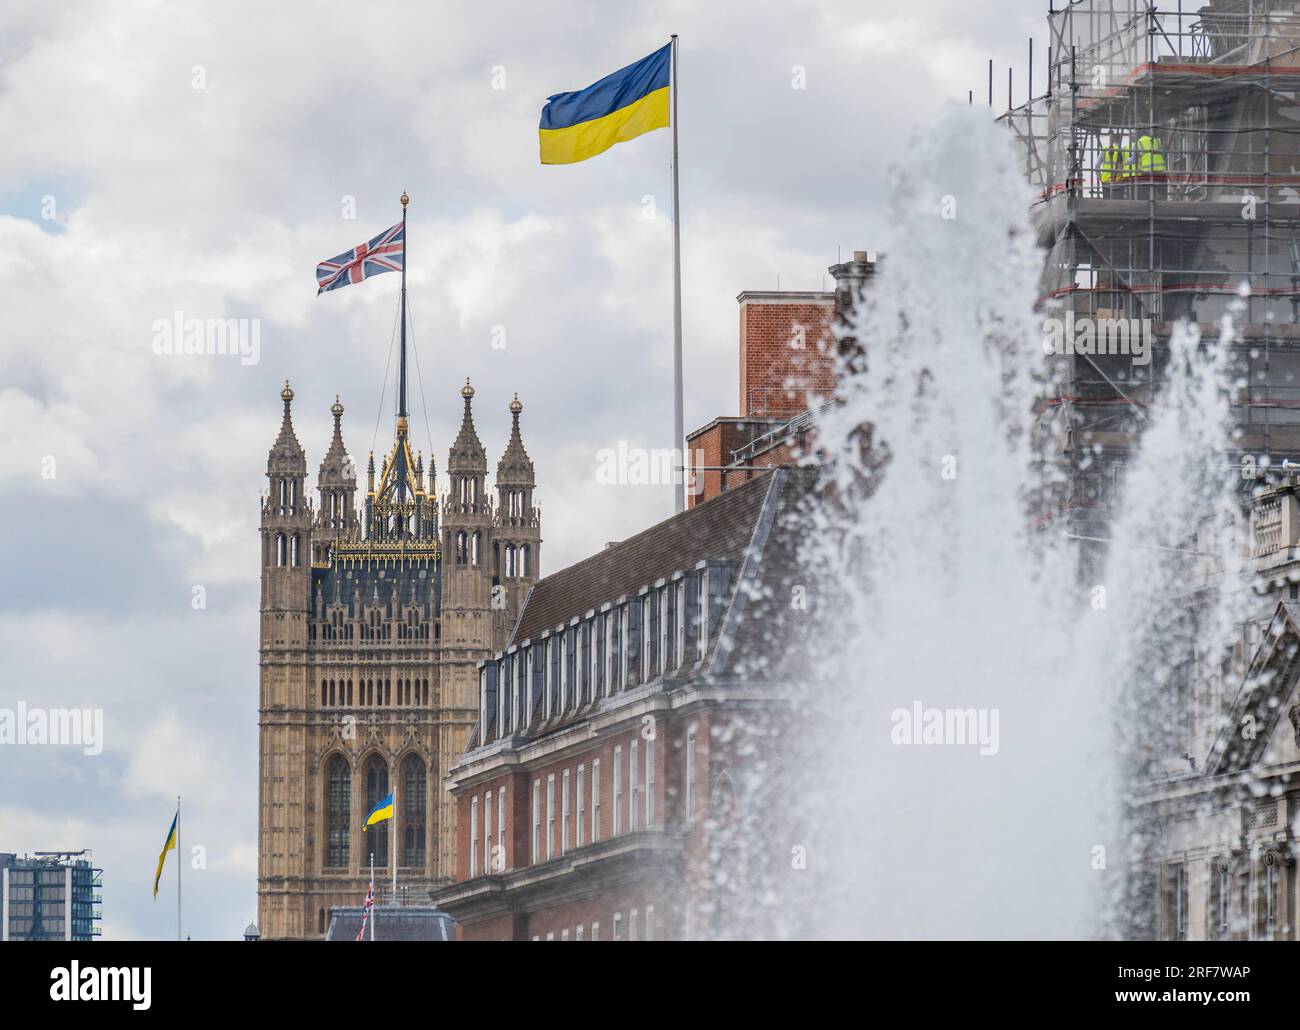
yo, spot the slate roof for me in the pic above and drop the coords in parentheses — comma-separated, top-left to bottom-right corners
(513, 471, 779, 643)
(326, 906, 455, 942)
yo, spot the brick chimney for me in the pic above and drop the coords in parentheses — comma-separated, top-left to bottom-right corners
(686, 251, 877, 508)
(737, 290, 836, 419)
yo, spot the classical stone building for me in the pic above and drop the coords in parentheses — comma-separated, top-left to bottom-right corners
(1142, 474, 1300, 941)
(258, 377, 540, 940)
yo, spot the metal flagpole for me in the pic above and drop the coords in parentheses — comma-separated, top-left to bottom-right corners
(399, 191, 409, 423)
(176, 796, 181, 942)
(670, 34, 685, 514)
(391, 794, 397, 907)
(370, 851, 376, 942)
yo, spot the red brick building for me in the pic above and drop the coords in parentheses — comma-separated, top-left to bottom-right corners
(428, 469, 809, 940)
(688, 251, 876, 506)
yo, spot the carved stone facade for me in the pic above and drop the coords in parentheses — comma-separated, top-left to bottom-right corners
(1142, 474, 1300, 941)
(258, 379, 541, 940)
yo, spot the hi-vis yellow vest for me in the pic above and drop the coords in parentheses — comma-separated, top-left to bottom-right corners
(1134, 135, 1166, 173)
(1100, 144, 1126, 183)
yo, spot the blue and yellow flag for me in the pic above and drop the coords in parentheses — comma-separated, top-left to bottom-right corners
(363, 792, 394, 830)
(153, 812, 177, 899)
(540, 43, 671, 165)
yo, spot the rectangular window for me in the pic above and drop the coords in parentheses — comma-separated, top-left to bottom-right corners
(531, 780, 540, 864)
(609, 608, 620, 693)
(581, 621, 591, 704)
(496, 785, 506, 872)
(642, 595, 653, 681)
(561, 928, 569, 941)
(576, 765, 586, 848)
(629, 739, 639, 832)
(470, 796, 479, 878)
(483, 790, 493, 876)
(613, 911, 623, 941)
(613, 746, 623, 835)
(660, 587, 669, 673)
(630, 908, 638, 941)
(1210, 860, 1229, 941)
(592, 921, 600, 941)
(645, 735, 655, 828)
(546, 774, 556, 860)
(594, 614, 605, 697)
(592, 759, 602, 843)
(685, 727, 697, 823)
(646, 904, 655, 941)
(555, 633, 563, 711)
(576, 924, 585, 941)
(543, 637, 553, 717)
(674, 580, 684, 671)
(697, 570, 708, 656)
(569, 625, 579, 708)
(1265, 861, 1279, 941)
(561, 769, 570, 855)
(625, 604, 638, 686)
(558, 633, 567, 711)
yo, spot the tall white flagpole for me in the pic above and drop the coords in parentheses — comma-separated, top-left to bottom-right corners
(176, 795, 182, 942)
(670, 33, 685, 514)
(369, 851, 376, 942)
(391, 795, 397, 906)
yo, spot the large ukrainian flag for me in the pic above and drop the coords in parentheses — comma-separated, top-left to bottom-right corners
(540, 43, 671, 165)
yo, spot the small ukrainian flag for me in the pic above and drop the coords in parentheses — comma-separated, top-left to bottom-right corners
(540, 43, 671, 165)
(363, 792, 394, 830)
(153, 812, 177, 899)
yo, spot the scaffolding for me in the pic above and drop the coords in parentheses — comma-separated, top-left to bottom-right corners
(1002, 0, 1300, 529)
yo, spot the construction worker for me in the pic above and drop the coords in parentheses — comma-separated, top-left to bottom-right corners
(1100, 135, 1128, 198)
(1133, 133, 1166, 199)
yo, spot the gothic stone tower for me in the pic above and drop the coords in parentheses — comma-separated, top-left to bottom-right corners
(258, 379, 540, 940)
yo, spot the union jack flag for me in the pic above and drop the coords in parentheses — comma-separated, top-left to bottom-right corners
(355, 880, 375, 941)
(316, 221, 405, 295)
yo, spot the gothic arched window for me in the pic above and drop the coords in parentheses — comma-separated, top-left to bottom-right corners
(520, 544, 530, 578)
(325, 755, 351, 869)
(276, 532, 287, 567)
(291, 533, 300, 567)
(364, 756, 390, 867)
(471, 531, 481, 566)
(401, 755, 427, 868)
(456, 531, 468, 565)
(505, 544, 516, 578)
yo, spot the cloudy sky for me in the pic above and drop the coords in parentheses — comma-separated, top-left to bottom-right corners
(0, 0, 1041, 939)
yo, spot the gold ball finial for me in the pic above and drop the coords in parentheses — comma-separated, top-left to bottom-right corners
(281, 380, 294, 403)
(461, 377, 475, 400)
(509, 392, 522, 415)
(330, 394, 344, 418)
(400, 191, 409, 208)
